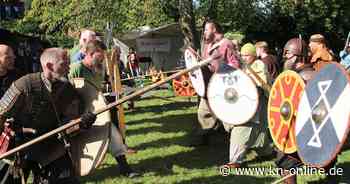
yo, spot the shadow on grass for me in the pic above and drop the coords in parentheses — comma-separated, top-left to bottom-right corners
(296, 159, 350, 184)
(176, 175, 276, 184)
(125, 101, 197, 116)
(80, 164, 119, 182)
(81, 91, 347, 183)
(81, 131, 230, 180)
(338, 161, 350, 183)
(126, 113, 198, 136)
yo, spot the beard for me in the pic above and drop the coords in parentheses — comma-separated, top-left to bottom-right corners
(92, 59, 104, 75)
(283, 58, 297, 71)
(94, 65, 104, 75)
(204, 33, 214, 44)
(52, 72, 68, 82)
(7, 62, 14, 70)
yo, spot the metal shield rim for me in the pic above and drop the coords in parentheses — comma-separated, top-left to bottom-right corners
(184, 48, 205, 97)
(267, 70, 305, 154)
(207, 69, 259, 125)
(295, 63, 350, 168)
(70, 78, 111, 176)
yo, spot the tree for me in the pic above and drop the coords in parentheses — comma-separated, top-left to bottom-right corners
(1, 0, 176, 46)
(2, 0, 350, 52)
(178, 0, 200, 50)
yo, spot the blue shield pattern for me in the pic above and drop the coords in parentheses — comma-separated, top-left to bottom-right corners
(295, 63, 350, 168)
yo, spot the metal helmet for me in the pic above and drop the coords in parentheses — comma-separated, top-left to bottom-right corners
(282, 38, 309, 70)
(283, 38, 308, 60)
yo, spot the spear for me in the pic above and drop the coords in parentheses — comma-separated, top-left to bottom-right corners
(0, 55, 215, 160)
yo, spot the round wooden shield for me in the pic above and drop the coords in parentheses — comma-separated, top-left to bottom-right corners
(207, 64, 259, 125)
(70, 78, 111, 176)
(295, 63, 350, 168)
(172, 73, 196, 96)
(268, 71, 305, 154)
(184, 48, 205, 97)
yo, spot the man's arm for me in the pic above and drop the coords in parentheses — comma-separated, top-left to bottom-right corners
(224, 42, 240, 69)
(0, 82, 25, 130)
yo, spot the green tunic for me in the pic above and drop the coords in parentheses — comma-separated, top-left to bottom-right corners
(69, 63, 104, 90)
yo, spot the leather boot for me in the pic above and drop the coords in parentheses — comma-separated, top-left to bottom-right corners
(115, 155, 139, 178)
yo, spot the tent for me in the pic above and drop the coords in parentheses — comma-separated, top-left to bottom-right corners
(121, 23, 185, 72)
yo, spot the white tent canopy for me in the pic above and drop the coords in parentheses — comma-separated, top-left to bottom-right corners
(121, 23, 185, 71)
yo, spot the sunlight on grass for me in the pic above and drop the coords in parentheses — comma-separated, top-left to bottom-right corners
(80, 90, 350, 184)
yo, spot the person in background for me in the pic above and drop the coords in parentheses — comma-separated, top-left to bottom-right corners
(127, 47, 140, 77)
(0, 44, 23, 97)
(70, 29, 96, 64)
(0, 44, 24, 183)
(339, 42, 350, 72)
(308, 34, 336, 71)
(255, 41, 279, 80)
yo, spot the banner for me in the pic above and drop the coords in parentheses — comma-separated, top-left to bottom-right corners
(136, 38, 171, 52)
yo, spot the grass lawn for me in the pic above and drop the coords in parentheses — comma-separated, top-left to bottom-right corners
(80, 89, 350, 184)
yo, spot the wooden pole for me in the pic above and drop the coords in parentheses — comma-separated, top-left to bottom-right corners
(245, 64, 271, 93)
(0, 55, 213, 160)
(111, 48, 126, 138)
(120, 69, 183, 81)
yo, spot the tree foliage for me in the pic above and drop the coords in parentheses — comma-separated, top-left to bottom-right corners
(1, 0, 175, 46)
(1, 0, 350, 51)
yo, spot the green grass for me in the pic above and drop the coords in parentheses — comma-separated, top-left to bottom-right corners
(80, 90, 350, 184)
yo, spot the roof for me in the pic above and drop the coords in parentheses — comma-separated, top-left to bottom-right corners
(121, 23, 182, 41)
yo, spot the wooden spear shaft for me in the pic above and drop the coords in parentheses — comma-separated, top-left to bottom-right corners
(245, 64, 271, 93)
(120, 69, 183, 81)
(0, 56, 213, 160)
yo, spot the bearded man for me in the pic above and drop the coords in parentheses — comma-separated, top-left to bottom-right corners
(0, 48, 96, 183)
(69, 40, 139, 177)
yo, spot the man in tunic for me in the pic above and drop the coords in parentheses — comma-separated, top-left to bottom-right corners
(0, 44, 24, 183)
(308, 34, 336, 71)
(192, 20, 240, 146)
(222, 43, 273, 168)
(276, 38, 339, 184)
(69, 40, 139, 177)
(0, 48, 96, 183)
(255, 41, 279, 80)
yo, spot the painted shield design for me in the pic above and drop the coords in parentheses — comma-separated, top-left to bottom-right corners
(184, 48, 206, 97)
(172, 73, 196, 96)
(207, 64, 259, 125)
(268, 71, 305, 154)
(295, 63, 350, 168)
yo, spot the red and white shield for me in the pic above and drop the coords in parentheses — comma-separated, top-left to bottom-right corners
(268, 70, 305, 154)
